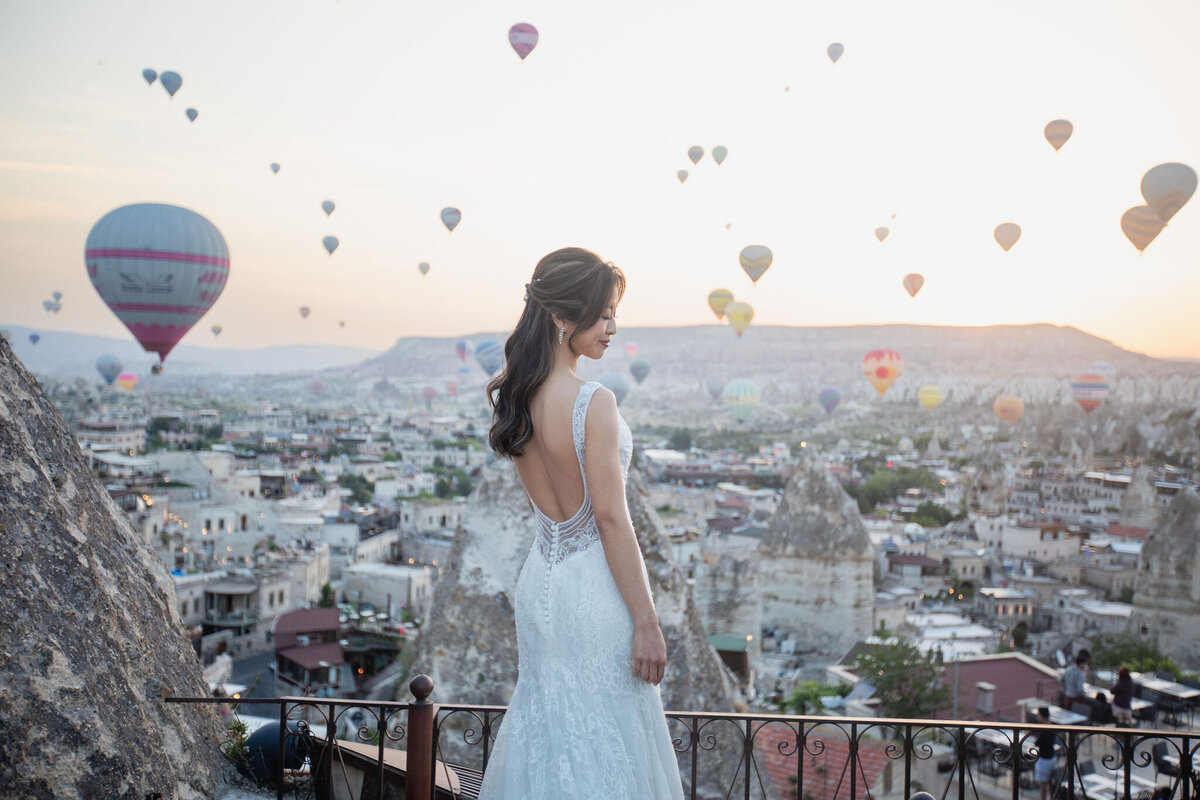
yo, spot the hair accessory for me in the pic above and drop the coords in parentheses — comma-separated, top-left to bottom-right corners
(523, 283, 531, 302)
(558, 325, 564, 345)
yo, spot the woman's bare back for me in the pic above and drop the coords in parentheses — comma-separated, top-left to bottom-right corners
(512, 376, 588, 522)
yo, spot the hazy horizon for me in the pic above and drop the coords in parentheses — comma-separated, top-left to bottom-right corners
(3, 0, 1199, 360)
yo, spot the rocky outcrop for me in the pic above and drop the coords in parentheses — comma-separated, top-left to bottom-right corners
(691, 553, 761, 670)
(757, 448, 874, 655)
(407, 460, 740, 797)
(0, 340, 225, 798)
(1120, 465, 1161, 529)
(1131, 490, 1200, 665)
(967, 450, 1009, 515)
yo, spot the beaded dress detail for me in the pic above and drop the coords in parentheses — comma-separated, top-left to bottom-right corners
(477, 381, 683, 799)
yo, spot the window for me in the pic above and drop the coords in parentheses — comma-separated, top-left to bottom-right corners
(218, 518, 224, 531)
(205, 519, 212, 531)
(180, 601, 186, 615)
(193, 599, 200, 614)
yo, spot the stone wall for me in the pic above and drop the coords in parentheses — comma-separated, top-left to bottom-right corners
(0, 341, 226, 798)
(1131, 490, 1200, 666)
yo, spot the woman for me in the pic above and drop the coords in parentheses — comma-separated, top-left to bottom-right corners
(1034, 706, 1059, 800)
(1111, 666, 1135, 726)
(478, 248, 684, 798)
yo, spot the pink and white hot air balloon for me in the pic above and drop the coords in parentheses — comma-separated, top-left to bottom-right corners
(85, 203, 228, 363)
(508, 23, 539, 60)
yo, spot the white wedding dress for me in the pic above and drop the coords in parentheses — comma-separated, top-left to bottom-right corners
(478, 381, 684, 799)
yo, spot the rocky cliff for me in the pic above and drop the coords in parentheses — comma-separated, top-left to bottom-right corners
(1119, 465, 1161, 529)
(1131, 490, 1200, 665)
(967, 450, 1010, 515)
(757, 448, 874, 655)
(0, 341, 226, 797)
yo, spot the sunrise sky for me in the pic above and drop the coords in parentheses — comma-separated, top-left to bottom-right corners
(2, 0, 1199, 358)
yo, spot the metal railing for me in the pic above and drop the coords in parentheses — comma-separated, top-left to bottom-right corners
(168, 675, 1200, 800)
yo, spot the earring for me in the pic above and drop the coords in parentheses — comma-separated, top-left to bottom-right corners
(558, 326, 564, 345)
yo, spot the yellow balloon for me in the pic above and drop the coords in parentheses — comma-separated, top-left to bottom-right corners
(725, 301, 754, 337)
(707, 289, 734, 319)
(918, 384, 941, 411)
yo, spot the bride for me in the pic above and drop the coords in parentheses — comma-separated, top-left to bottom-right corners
(477, 248, 684, 798)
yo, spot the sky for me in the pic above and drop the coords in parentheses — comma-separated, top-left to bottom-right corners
(2, 0, 1199, 359)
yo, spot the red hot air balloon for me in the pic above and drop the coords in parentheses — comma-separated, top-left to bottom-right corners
(1071, 374, 1109, 414)
(508, 23, 539, 60)
(85, 203, 228, 363)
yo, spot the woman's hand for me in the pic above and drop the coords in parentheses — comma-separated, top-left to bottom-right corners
(633, 620, 667, 685)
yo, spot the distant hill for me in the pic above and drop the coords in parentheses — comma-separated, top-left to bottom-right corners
(0, 326, 379, 378)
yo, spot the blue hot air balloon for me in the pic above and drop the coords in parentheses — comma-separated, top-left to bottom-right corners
(474, 340, 503, 376)
(596, 372, 630, 406)
(159, 71, 182, 97)
(96, 355, 123, 385)
(817, 387, 842, 414)
(142, 68, 158, 85)
(29, 333, 41, 345)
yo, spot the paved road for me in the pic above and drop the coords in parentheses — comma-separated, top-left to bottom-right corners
(230, 651, 275, 698)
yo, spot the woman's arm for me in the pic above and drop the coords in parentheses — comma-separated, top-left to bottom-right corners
(583, 388, 666, 685)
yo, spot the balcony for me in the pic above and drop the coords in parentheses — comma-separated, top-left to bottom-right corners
(169, 675, 1200, 800)
(205, 609, 259, 626)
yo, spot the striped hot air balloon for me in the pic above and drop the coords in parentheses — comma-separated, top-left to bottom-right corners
(508, 23, 539, 60)
(1071, 374, 1109, 414)
(1120, 206, 1165, 253)
(722, 378, 761, 423)
(85, 203, 228, 362)
(918, 384, 942, 411)
(817, 387, 842, 414)
(116, 372, 139, 391)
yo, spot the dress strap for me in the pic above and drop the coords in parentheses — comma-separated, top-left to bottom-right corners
(572, 381, 602, 485)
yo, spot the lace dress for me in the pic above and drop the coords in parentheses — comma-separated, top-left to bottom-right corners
(477, 381, 684, 799)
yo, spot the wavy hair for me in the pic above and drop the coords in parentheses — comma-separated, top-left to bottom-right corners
(488, 247, 625, 458)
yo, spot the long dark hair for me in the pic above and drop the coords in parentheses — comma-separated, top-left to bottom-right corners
(488, 247, 625, 458)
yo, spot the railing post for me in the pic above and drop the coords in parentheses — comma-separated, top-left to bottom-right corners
(406, 675, 435, 800)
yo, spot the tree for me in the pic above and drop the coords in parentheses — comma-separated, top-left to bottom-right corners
(1117, 586, 1134, 604)
(1012, 621, 1030, 650)
(318, 582, 335, 608)
(668, 428, 692, 451)
(853, 635, 951, 720)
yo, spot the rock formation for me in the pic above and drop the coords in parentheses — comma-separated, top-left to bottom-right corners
(407, 459, 741, 797)
(1131, 490, 1200, 665)
(691, 553, 761, 669)
(967, 449, 1009, 515)
(0, 341, 226, 798)
(757, 448, 874, 656)
(1119, 465, 1160, 530)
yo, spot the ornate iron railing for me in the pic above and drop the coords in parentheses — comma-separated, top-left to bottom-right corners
(168, 675, 1199, 800)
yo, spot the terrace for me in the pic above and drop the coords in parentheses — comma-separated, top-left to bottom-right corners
(170, 674, 1200, 800)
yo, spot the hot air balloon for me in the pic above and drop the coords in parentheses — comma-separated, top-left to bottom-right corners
(712, 146, 728, 165)
(322, 200, 335, 217)
(422, 386, 437, 409)
(725, 301, 754, 337)
(1089, 361, 1116, 382)
(116, 372, 138, 391)
(862, 349, 903, 396)
(994, 223, 1021, 251)
(993, 395, 1025, 425)
(722, 378, 760, 423)
(338, 320, 345, 328)
(705, 377, 724, 402)
(875, 227, 889, 242)
(322, 236, 339, 255)
(150, 362, 163, 375)
(96, 355, 123, 385)
(475, 340, 503, 376)
(43, 300, 56, 312)
(28, 333, 40, 345)
(456, 340, 469, 362)
(902, 273, 925, 298)
(676, 170, 689, 184)
(185, 108, 198, 122)
(625, 342, 638, 357)
(52, 291, 63, 302)
(1120, 206, 1165, 253)
(418, 262, 430, 276)
(441, 207, 461, 232)
(299, 306, 310, 319)
(270, 163, 280, 175)
(211, 324, 222, 336)
(827, 43, 844, 63)
(596, 372, 630, 405)
(508, 23, 539, 60)
(918, 384, 942, 411)
(1141, 163, 1197, 224)
(687, 146, 704, 165)
(708, 289, 734, 319)
(630, 358, 650, 384)
(142, 69, 157, 85)
(445, 377, 460, 397)
(817, 387, 842, 414)
(85, 203, 228, 362)
(310, 380, 324, 395)
(1071, 374, 1109, 414)
(1044, 119, 1073, 152)
(739, 245, 773, 284)
(159, 71, 182, 97)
